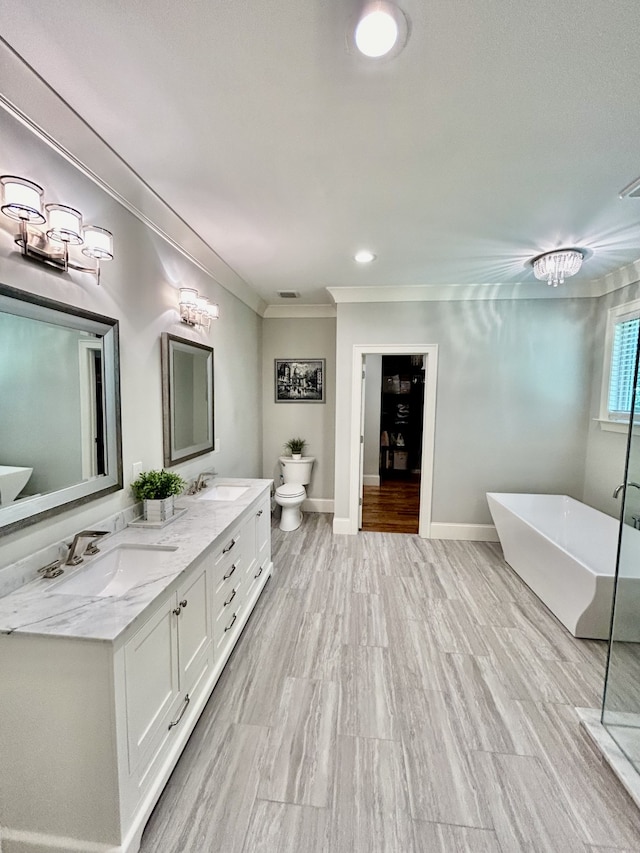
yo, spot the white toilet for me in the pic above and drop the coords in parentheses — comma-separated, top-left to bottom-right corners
(274, 455, 315, 531)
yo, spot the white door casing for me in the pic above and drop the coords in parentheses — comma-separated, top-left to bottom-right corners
(347, 344, 438, 538)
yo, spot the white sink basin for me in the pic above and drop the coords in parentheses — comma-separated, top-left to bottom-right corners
(51, 544, 178, 598)
(198, 485, 249, 502)
(0, 466, 33, 505)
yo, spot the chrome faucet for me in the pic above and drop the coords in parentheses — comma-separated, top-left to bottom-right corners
(65, 530, 109, 566)
(195, 470, 217, 492)
(613, 482, 640, 499)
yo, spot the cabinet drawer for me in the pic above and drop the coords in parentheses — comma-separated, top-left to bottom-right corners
(212, 526, 244, 571)
(245, 558, 268, 603)
(213, 588, 244, 649)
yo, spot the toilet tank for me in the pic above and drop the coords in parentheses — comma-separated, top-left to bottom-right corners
(279, 456, 315, 486)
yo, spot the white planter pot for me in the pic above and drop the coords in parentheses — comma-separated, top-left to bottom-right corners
(143, 496, 175, 522)
(291, 453, 302, 460)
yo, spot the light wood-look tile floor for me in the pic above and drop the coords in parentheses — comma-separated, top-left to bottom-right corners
(139, 514, 640, 853)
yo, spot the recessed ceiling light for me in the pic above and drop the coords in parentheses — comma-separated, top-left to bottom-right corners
(354, 250, 376, 263)
(354, 2, 407, 58)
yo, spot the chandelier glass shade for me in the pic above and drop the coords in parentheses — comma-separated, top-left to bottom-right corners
(532, 249, 584, 287)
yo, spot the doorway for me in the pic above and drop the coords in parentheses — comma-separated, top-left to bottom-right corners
(348, 344, 438, 538)
(362, 354, 424, 533)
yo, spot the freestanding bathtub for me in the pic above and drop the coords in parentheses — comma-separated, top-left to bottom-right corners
(486, 493, 628, 640)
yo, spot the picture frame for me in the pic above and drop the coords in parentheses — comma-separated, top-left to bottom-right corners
(275, 358, 325, 403)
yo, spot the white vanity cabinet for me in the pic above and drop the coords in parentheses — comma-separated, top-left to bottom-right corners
(0, 480, 273, 853)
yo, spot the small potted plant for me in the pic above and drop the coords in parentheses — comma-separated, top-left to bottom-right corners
(131, 469, 187, 522)
(284, 437, 307, 460)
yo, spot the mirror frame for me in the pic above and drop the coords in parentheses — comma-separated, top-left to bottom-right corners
(0, 283, 123, 536)
(161, 333, 214, 467)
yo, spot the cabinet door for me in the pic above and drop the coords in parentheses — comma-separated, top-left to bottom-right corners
(255, 493, 271, 571)
(124, 597, 179, 774)
(176, 561, 212, 697)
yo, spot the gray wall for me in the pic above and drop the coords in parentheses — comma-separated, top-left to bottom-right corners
(334, 298, 597, 525)
(0, 108, 262, 570)
(262, 318, 336, 502)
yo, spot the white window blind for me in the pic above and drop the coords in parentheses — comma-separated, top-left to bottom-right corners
(608, 316, 640, 417)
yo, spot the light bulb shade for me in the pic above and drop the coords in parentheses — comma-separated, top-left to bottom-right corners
(206, 303, 220, 320)
(355, 2, 399, 57)
(46, 204, 83, 244)
(532, 249, 584, 287)
(179, 287, 198, 306)
(0, 175, 45, 223)
(196, 296, 210, 312)
(82, 226, 114, 260)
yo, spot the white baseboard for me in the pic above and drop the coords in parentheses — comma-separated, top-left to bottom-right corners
(303, 498, 334, 513)
(332, 516, 355, 535)
(430, 522, 499, 542)
(363, 474, 380, 487)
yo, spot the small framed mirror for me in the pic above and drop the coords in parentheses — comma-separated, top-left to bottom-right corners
(0, 283, 123, 536)
(161, 333, 214, 467)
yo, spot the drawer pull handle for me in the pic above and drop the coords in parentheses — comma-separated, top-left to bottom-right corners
(223, 538, 236, 554)
(224, 612, 237, 632)
(168, 693, 190, 730)
(179, 599, 188, 608)
(172, 605, 182, 616)
(254, 565, 263, 579)
(223, 563, 237, 580)
(257, 510, 263, 517)
(224, 588, 236, 606)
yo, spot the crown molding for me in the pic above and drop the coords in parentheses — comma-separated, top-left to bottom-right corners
(0, 40, 267, 317)
(262, 303, 336, 319)
(326, 275, 630, 304)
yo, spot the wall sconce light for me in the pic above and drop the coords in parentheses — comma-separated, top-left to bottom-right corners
(0, 175, 114, 284)
(179, 287, 220, 332)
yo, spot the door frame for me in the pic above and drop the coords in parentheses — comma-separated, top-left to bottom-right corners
(349, 344, 438, 538)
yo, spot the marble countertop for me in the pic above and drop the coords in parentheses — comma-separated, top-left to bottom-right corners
(0, 478, 272, 645)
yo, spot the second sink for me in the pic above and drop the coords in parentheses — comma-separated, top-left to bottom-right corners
(51, 544, 178, 598)
(198, 485, 249, 502)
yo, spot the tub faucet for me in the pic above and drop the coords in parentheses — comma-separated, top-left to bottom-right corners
(65, 530, 109, 566)
(613, 482, 640, 499)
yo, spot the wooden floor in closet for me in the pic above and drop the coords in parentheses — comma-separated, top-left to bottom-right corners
(361, 478, 421, 534)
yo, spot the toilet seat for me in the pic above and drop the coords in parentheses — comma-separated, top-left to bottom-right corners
(275, 483, 305, 499)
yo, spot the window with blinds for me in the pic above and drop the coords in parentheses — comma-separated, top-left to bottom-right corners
(602, 300, 640, 422)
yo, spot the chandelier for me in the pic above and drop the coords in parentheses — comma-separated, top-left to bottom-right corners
(532, 249, 584, 287)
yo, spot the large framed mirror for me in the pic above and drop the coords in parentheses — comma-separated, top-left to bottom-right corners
(0, 283, 123, 536)
(161, 333, 214, 467)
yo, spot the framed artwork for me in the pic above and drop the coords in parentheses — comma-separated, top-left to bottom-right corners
(275, 358, 325, 403)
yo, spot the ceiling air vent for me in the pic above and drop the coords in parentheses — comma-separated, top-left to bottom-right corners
(619, 176, 640, 199)
(277, 290, 300, 299)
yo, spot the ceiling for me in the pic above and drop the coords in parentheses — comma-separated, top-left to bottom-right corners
(2, 0, 640, 306)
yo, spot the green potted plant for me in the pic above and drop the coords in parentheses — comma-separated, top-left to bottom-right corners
(131, 469, 186, 522)
(284, 437, 307, 460)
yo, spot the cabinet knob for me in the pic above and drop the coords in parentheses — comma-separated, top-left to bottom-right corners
(172, 606, 182, 616)
(179, 599, 188, 608)
(257, 510, 263, 517)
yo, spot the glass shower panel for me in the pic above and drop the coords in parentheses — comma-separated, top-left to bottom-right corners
(602, 343, 640, 769)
